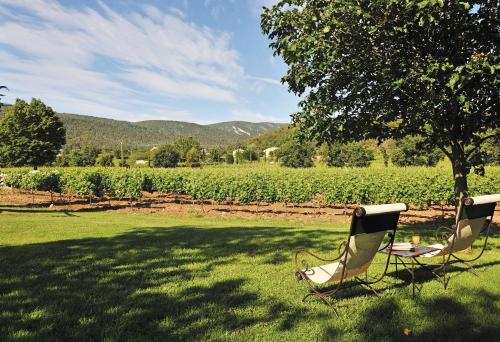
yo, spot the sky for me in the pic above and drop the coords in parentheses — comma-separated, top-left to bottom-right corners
(0, 0, 298, 124)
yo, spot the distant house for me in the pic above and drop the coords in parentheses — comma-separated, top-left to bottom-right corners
(232, 148, 244, 158)
(135, 160, 148, 165)
(264, 146, 279, 160)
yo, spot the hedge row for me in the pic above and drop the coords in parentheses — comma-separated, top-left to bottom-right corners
(1, 166, 499, 207)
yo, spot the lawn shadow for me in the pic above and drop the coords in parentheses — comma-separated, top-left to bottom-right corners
(0, 218, 498, 341)
(0, 225, 347, 340)
(351, 288, 500, 341)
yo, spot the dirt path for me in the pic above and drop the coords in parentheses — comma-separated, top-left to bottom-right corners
(1, 189, 498, 225)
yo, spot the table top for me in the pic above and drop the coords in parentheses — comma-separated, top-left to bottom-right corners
(378, 244, 440, 258)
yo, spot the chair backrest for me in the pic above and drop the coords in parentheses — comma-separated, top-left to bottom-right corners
(447, 194, 499, 252)
(342, 203, 407, 270)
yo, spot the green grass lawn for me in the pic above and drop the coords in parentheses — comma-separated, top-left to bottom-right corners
(0, 207, 498, 341)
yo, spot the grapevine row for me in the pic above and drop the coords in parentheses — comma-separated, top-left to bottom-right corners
(1, 166, 499, 208)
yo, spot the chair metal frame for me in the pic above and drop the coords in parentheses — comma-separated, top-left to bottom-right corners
(413, 196, 497, 289)
(294, 206, 404, 316)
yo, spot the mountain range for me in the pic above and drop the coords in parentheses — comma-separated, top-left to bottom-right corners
(0, 105, 287, 149)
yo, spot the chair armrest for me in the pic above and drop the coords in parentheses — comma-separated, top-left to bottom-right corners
(378, 232, 395, 252)
(295, 241, 346, 271)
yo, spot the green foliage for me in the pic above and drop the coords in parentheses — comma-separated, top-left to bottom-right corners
(242, 149, 259, 161)
(128, 150, 149, 167)
(233, 150, 244, 164)
(380, 147, 389, 167)
(60, 169, 104, 198)
(261, 0, 500, 198)
(173, 137, 201, 162)
(108, 172, 143, 201)
(151, 145, 180, 168)
(325, 142, 375, 168)
(0, 98, 66, 167)
(186, 146, 202, 163)
(207, 148, 224, 163)
(96, 153, 114, 167)
(0, 86, 7, 107)
(225, 153, 234, 164)
(392, 136, 444, 167)
(277, 140, 314, 168)
(51, 113, 284, 150)
(68, 147, 100, 166)
(1, 165, 499, 207)
(243, 126, 295, 149)
(481, 134, 500, 165)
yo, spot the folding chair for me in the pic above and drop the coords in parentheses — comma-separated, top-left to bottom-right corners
(417, 193, 499, 288)
(295, 203, 407, 315)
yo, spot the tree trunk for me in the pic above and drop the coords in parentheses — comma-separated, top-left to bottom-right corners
(450, 150, 468, 210)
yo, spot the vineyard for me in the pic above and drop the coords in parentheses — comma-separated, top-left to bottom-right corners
(1, 165, 499, 208)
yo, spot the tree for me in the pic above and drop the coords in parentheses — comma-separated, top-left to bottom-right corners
(392, 136, 444, 167)
(97, 153, 114, 167)
(262, 1, 499, 203)
(186, 146, 202, 163)
(0, 98, 66, 168)
(173, 137, 201, 162)
(67, 147, 100, 166)
(242, 148, 259, 161)
(481, 132, 500, 165)
(128, 150, 149, 166)
(151, 144, 180, 168)
(277, 140, 314, 168)
(326, 142, 375, 168)
(225, 153, 234, 164)
(207, 147, 224, 163)
(0, 86, 7, 107)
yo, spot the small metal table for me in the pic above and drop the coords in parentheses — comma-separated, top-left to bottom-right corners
(379, 245, 439, 297)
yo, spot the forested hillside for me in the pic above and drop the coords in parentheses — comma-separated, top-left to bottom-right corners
(0, 105, 286, 149)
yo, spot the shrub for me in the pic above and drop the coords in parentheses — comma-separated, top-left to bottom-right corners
(391, 136, 444, 167)
(96, 153, 114, 167)
(482, 135, 500, 165)
(225, 153, 234, 164)
(151, 145, 180, 168)
(186, 147, 201, 163)
(277, 140, 314, 168)
(207, 148, 224, 163)
(68, 147, 100, 166)
(242, 149, 259, 161)
(173, 137, 201, 162)
(326, 142, 375, 167)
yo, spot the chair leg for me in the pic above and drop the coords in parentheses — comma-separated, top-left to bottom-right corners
(357, 279, 380, 298)
(460, 260, 480, 277)
(303, 290, 340, 317)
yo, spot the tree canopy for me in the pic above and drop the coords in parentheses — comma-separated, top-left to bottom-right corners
(262, 0, 499, 201)
(151, 145, 180, 168)
(0, 98, 66, 167)
(0, 86, 7, 106)
(173, 137, 201, 162)
(277, 139, 314, 168)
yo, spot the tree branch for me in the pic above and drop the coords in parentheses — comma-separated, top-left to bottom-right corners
(465, 134, 498, 158)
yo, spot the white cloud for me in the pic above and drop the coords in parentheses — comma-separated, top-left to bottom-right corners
(0, 0, 244, 120)
(0, 0, 292, 123)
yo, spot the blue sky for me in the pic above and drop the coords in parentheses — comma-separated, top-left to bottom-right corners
(0, 0, 298, 123)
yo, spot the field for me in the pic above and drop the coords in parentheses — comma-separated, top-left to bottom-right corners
(0, 207, 499, 341)
(2, 164, 500, 208)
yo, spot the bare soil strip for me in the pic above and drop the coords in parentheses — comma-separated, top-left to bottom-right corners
(3, 189, 498, 225)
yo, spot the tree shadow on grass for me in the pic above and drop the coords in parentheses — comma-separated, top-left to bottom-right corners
(0, 225, 346, 341)
(0, 222, 498, 341)
(349, 288, 500, 341)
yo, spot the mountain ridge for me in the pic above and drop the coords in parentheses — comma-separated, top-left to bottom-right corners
(0, 105, 287, 149)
